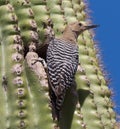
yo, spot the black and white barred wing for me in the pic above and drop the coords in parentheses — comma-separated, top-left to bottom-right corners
(47, 38, 79, 96)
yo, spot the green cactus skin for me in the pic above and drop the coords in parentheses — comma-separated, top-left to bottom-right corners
(0, 1, 55, 129)
(0, 0, 117, 129)
(0, 3, 32, 128)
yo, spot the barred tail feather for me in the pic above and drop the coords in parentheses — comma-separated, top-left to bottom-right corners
(49, 87, 66, 121)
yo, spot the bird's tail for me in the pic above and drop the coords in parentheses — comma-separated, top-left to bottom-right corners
(49, 88, 60, 121)
(49, 88, 66, 121)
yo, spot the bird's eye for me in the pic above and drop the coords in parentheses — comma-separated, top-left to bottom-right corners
(79, 23, 82, 26)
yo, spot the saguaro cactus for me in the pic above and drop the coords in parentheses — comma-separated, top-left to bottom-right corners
(0, 0, 117, 129)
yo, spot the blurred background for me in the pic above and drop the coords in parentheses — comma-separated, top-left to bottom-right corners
(88, 0, 120, 120)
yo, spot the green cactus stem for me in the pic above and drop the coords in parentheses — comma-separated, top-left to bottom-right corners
(0, 0, 117, 129)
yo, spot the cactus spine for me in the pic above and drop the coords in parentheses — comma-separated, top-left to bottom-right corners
(0, 0, 117, 129)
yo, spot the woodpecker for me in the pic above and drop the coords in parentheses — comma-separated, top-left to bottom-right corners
(46, 22, 98, 120)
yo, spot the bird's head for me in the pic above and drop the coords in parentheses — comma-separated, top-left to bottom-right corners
(65, 22, 99, 38)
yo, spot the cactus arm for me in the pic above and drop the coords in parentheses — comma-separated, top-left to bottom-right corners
(25, 59, 54, 129)
(0, 32, 7, 129)
(0, 4, 16, 128)
(76, 30, 116, 129)
(9, 0, 56, 128)
(0, 3, 40, 128)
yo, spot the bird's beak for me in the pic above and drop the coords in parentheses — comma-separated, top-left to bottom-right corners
(84, 24, 99, 30)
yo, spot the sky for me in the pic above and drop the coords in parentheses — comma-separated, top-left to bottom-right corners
(88, 0, 120, 118)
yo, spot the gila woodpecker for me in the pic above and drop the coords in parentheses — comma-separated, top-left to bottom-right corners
(46, 22, 98, 120)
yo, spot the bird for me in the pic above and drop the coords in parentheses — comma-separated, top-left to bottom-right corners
(46, 21, 99, 121)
